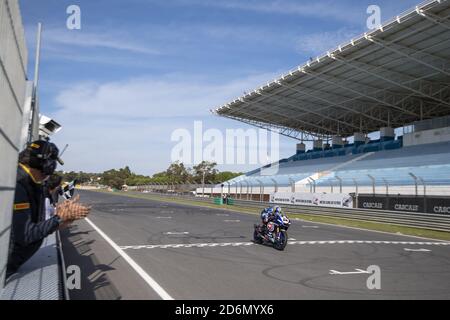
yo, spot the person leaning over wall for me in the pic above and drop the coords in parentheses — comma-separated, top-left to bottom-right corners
(6, 140, 91, 280)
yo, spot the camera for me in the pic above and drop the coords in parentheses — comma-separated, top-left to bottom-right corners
(39, 115, 62, 137)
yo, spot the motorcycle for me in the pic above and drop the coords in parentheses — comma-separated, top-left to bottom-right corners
(253, 211, 291, 251)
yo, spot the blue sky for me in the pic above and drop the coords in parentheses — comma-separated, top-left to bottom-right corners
(19, 0, 420, 175)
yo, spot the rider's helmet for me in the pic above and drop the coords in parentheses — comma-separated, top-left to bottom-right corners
(273, 206, 282, 215)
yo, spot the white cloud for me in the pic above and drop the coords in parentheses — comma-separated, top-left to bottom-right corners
(50, 72, 280, 174)
(296, 27, 360, 56)
(42, 28, 160, 55)
(168, 0, 364, 24)
(54, 73, 277, 119)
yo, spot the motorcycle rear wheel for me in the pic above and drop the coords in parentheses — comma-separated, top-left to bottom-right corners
(253, 227, 263, 244)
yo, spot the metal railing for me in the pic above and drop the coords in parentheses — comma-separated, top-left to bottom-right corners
(127, 170, 447, 198)
(116, 189, 450, 232)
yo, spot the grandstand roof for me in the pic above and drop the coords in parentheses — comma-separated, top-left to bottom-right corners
(213, 0, 450, 140)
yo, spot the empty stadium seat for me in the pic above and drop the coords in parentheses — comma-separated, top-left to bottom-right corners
(315, 141, 450, 187)
(231, 141, 450, 189)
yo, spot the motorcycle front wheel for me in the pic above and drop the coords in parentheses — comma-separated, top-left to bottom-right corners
(273, 230, 288, 251)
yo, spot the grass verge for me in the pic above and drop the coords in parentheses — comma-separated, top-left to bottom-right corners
(86, 189, 450, 241)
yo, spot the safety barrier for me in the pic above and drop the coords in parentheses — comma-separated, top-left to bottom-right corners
(126, 191, 450, 232)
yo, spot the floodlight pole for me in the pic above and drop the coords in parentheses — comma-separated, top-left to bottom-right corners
(409, 173, 418, 196)
(367, 174, 376, 196)
(28, 23, 42, 143)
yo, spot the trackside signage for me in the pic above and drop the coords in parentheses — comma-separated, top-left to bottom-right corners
(428, 198, 450, 215)
(357, 195, 450, 215)
(270, 192, 353, 208)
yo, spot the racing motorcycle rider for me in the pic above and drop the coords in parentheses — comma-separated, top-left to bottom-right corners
(260, 206, 282, 240)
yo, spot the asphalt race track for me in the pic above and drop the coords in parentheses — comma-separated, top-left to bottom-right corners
(61, 190, 450, 300)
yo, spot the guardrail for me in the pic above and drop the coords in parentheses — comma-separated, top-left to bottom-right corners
(232, 199, 450, 233)
(126, 191, 450, 232)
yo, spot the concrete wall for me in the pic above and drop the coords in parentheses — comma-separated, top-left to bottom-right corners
(0, 0, 28, 287)
(403, 126, 450, 147)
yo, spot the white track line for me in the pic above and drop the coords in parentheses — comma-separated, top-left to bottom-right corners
(85, 218, 173, 300)
(404, 248, 432, 252)
(164, 232, 189, 235)
(330, 269, 370, 275)
(119, 240, 450, 250)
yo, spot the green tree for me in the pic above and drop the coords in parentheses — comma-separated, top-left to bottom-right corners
(215, 171, 243, 183)
(166, 161, 190, 183)
(192, 161, 218, 184)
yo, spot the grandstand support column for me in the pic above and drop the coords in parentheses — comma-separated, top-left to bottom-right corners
(249, 181, 253, 201)
(313, 139, 323, 151)
(308, 178, 316, 193)
(270, 178, 278, 193)
(239, 182, 243, 200)
(332, 136, 344, 148)
(235, 184, 238, 199)
(296, 143, 306, 154)
(409, 173, 419, 196)
(354, 133, 365, 147)
(256, 179, 263, 202)
(244, 181, 250, 200)
(368, 175, 376, 196)
(382, 178, 389, 196)
(330, 181, 334, 194)
(226, 182, 230, 195)
(289, 178, 295, 193)
(380, 127, 395, 142)
(336, 175, 343, 193)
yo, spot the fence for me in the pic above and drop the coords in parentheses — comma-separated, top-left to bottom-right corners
(120, 190, 450, 232)
(128, 169, 450, 204)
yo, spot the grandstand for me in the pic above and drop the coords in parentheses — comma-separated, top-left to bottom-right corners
(210, 0, 450, 203)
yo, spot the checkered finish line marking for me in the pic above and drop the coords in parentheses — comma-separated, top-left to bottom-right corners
(119, 240, 450, 250)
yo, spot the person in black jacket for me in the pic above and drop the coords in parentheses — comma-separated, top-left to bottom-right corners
(6, 141, 90, 279)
